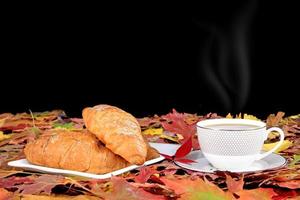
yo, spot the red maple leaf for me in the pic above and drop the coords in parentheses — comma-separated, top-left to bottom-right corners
(161, 109, 199, 150)
(161, 109, 196, 140)
(135, 167, 157, 184)
(160, 136, 196, 164)
(0, 176, 34, 189)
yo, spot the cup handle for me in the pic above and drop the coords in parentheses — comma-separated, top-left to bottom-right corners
(256, 127, 285, 160)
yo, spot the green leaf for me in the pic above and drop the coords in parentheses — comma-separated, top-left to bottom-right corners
(30, 127, 41, 136)
(32, 111, 50, 118)
(289, 154, 300, 167)
(53, 122, 75, 129)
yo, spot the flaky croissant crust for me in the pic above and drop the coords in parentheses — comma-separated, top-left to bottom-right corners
(24, 129, 129, 174)
(83, 105, 148, 165)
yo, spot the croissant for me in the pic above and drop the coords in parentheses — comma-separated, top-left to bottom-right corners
(24, 129, 129, 174)
(83, 105, 148, 165)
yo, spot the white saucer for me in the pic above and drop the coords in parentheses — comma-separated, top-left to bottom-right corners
(8, 142, 176, 179)
(175, 150, 287, 173)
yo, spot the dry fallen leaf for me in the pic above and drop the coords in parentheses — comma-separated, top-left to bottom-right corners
(225, 174, 244, 193)
(160, 176, 234, 200)
(15, 194, 100, 200)
(0, 131, 12, 141)
(0, 187, 12, 200)
(236, 188, 277, 200)
(161, 109, 198, 149)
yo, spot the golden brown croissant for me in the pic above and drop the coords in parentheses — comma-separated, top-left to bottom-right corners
(24, 129, 129, 174)
(82, 105, 148, 165)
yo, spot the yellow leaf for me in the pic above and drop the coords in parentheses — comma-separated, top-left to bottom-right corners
(236, 113, 242, 119)
(142, 128, 163, 136)
(176, 133, 184, 140)
(263, 140, 293, 153)
(160, 134, 179, 143)
(228, 113, 260, 120)
(243, 114, 260, 121)
(0, 131, 12, 141)
(268, 131, 279, 140)
(289, 114, 300, 119)
(142, 128, 179, 142)
(226, 113, 233, 118)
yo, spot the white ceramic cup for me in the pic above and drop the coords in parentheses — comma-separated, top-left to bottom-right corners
(196, 119, 284, 171)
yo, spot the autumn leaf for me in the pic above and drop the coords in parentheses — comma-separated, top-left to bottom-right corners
(161, 109, 198, 149)
(103, 177, 165, 200)
(175, 136, 193, 158)
(0, 123, 28, 132)
(263, 140, 293, 153)
(225, 174, 244, 193)
(161, 109, 196, 140)
(137, 115, 162, 129)
(174, 136, 196, 164)
(161, 176, 234, 200)
(15, 194, 100, 200)
(226, 113, 233, 118)
(160, 136, 196, 164)
(15, 175, 65, 195)
(226, 113, 259, 120)
(267, 112, 285, 126)
(142, 128, 163, 136)
(289, 154, 300, 167)
(135, 167, 157, 183)
(244, 114, 259, 120)
(236, 188, 277, 200)
(0, 131, 12, 141)
(272, 190, 298, 200)
(53, 122, 75, 129)
(275, 180, 300, 189)
(0, 176, 34, 188)
(142, 128, 180, 143)
(0, 188, 12, 200)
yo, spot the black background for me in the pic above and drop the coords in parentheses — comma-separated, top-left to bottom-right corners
(1, 1, 299, 119)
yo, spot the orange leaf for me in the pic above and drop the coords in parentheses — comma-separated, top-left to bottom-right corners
(160, 176, 234, 200)
(237, 188, 277, 200)
(104, 177, 165, 200)
(0, 188, 12, 200)
(276, 180, 300, 189)
(225, 174, 244, 193)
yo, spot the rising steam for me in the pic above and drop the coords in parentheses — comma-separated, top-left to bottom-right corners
(197, 0, 257, 112)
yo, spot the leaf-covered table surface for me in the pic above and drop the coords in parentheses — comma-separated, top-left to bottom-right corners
(0, 110, 299, 200)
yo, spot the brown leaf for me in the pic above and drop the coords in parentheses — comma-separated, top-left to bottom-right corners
(15, 175, 65, 195)
(104, 177, 165, 200)
(0, 176, 34, 188)
(137, 115, 162, 129)
(225, 174, 244, 193)
(266, 112, 285, 127)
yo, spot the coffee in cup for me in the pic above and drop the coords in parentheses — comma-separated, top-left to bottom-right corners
(196, 119, 284, 171)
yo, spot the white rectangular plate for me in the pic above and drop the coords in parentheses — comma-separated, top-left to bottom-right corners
(8, 143, 180, 179)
